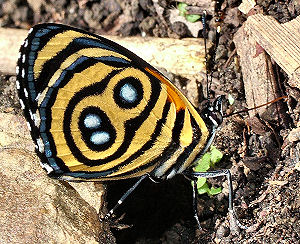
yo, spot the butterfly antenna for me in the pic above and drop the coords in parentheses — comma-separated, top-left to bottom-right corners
(211, 13, 222, 92)
(223, 96, 288, 118)
(211, 0, 224, 97)
(202, 10, 210, 104)
(202, 2, 223, 105)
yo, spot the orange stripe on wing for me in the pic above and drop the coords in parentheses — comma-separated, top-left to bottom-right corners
(145, 67, 186, 111)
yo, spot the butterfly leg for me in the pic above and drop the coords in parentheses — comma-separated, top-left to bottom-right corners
(192, 178, 202, 230)
(104, 174, 149, 220)
(185, 169, 248, 230)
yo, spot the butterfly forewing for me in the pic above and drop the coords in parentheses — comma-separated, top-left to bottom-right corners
(16, 23, 211, 181)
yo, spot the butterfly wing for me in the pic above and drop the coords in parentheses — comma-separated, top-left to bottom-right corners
(16, 23, 210, 181)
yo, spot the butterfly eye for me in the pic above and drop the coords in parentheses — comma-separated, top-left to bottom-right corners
(113, 77, 143, 109)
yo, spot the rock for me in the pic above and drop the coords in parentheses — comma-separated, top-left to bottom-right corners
(0, 112, 114, 243)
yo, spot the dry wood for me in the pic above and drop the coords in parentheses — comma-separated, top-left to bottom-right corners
(234, 14, 300, 119)
(244, 14, 300, 89)
(0, 27, 208, 80)
(238, 0, 256, 15)
(234, 27, 279, 119)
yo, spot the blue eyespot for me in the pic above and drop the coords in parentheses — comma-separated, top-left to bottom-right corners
(84, 114, 102, 129)
(78, 106, 116, 151)
(90, 131, 110, 145)
(120, 83, 138, 103)
(113, 77, 143, 109)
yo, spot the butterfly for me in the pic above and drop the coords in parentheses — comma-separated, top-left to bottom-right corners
(16, 22, 243, 229)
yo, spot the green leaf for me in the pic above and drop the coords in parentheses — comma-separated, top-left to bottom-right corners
(196, 177, 207, 188)
(210, 147, 223, 165)
(186, 14, 201, 23)
(178, 3, 187, 16)
(197, 182, 210, 194)
(192, 146, 224, 195)
(228, 94, 235, 105)
(177, 3, 201, 23)
(194, 153, 211, 172)
(208, 186, 222, 195)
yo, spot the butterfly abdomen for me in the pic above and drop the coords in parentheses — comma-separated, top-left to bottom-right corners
(16, 23, 211, 181)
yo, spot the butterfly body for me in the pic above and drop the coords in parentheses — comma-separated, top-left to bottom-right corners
(16, 23, 220, 182)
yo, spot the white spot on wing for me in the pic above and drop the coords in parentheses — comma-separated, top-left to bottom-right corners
(24, 88, 28, 98)
(90, 131, 110, 145)
(34, 112, 41, 127)
(36, 138, 44, 153)
(21, 68, 25, 78)
(24, 39, 28, 47)
(32, 113, 37, 122)
(40, 161, 54, 174)
(35, 93, 41, 101)
(26, 121, 31, 131)
(120, 83, 137, 103)
(16, 80, 20, 90)
(16, 66, 19, 75)
(166, 169, 177, 179)
(19, 99, 25, 109)
(29, 109, 34, 121)
(22, 54, 26, 63)
(84, 114, 101, 129)
(154, 164, 168, 178)
(28, 28, 33, 34)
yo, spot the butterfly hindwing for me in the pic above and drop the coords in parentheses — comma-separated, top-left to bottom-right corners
(16, 23, 210, 181)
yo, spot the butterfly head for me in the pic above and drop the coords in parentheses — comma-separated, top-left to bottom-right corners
(201, 95, 224, 132)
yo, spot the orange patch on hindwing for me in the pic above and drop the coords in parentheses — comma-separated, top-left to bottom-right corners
(145, 67, 186, 111)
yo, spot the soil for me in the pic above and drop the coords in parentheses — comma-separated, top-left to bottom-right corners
(0, 0, 299, 243)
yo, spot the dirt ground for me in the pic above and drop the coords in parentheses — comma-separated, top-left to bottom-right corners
(0, 0, 299, 243)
